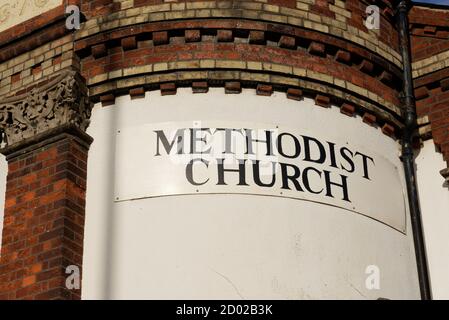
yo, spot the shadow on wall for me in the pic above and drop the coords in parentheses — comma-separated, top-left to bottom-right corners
(415, 139, 449, 299)
(83, 100, 120, 299)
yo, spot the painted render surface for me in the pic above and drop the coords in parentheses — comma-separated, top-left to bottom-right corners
(416, 140, 449, 299)
(81, 89, 421, 299)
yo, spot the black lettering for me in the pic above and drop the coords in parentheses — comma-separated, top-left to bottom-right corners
(339, 147, 355, 173)
(327, 142, 338, 168)
(302, 167, 324, 194)
(277, 132, 301, 159)
(252, 160, 276, 187)
(189, 128, 212, 154)
(245, 129, 275, 156)
(280, 163, 303, 191)
(354, 152, 375, 180)
(214, 128, 243, 154)
(186, 158, 209, 186)
(324, 170, 350, 202)
(154, 129, 185, 156)
(217, 159, 249, 186)
(302, 135, 326, 164)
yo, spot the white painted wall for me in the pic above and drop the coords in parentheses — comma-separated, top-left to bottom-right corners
(416, 140, 449, 299)
(82, 89, 420, 299)
(0, 154, 6, 252)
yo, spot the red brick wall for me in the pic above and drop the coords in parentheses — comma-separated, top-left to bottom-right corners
(410, 5, 449, 167)
(0, 131, 92, 300)
(81, 0, 120, 18)
(77, 20, 401, 107)
(346, 0, 398, 52)
(415, 72, 449, 165)
(410, 6, 449, 61)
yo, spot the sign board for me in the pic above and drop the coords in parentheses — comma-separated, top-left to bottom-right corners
(0, 0, 61, 33)
(114, 121, 406, 231)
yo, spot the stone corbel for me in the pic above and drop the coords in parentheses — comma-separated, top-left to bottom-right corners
(0, 70, 92, 148)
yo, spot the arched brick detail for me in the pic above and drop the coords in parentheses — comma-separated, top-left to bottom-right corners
(74, 19, 403, 127)
(78, 0, 402, 68)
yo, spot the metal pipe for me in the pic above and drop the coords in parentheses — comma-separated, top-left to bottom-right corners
(396, 0, 432, 300)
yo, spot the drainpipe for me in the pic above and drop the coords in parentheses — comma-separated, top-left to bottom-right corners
(397, 0, 432, 300)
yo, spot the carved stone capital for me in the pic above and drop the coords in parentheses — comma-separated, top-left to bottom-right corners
(0, 70, 92, 148)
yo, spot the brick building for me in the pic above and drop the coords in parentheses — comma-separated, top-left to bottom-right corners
(0, 0, 448, 300)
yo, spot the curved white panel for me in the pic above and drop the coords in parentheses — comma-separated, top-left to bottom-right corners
(82, 89, 420, 299)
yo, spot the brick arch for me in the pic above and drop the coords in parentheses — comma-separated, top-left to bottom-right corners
(77, 0, 402, 68)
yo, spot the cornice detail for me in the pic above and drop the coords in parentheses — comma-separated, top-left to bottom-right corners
(0, 70, 92, 147)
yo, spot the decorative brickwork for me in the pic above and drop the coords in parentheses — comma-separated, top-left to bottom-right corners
(77, 0, 402, 67)
(0, 35, 78, 97)
(74, 19, 403, 131)
(410, 4, 449, 177)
